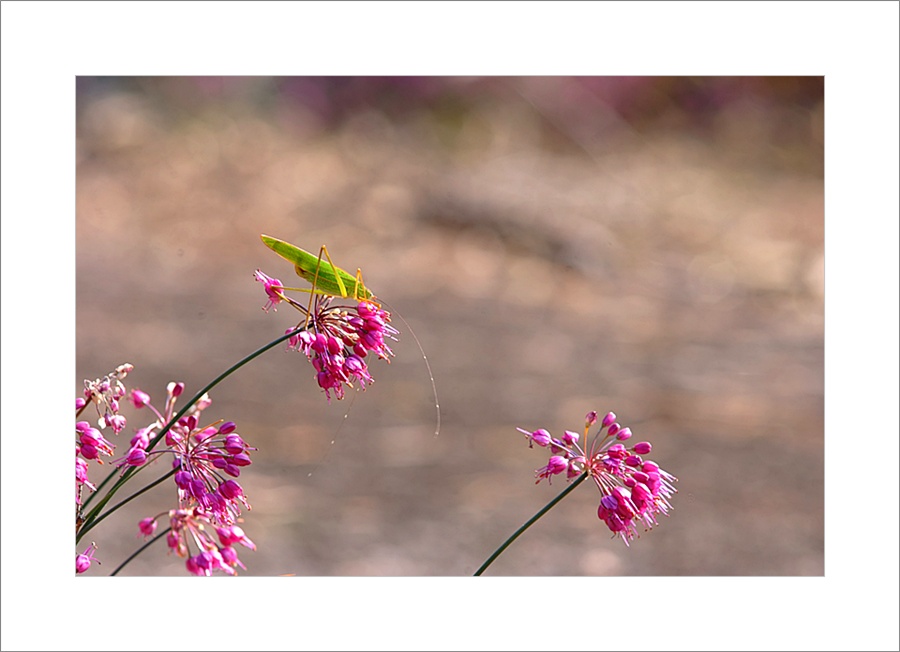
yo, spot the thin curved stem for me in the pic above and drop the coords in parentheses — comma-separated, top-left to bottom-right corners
(474, 473, 587, 576)
(111, 527, 172, 576)
(78, 326, 305, 537)
(77, 469, 176, 542)
(147, 324, 307, 455)
(81, 464, 119, 510)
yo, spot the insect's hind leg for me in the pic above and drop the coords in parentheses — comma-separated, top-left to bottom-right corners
(318, 244, 350, 299)
(303, 245, 352, 329)
(353, 267, 372, 303)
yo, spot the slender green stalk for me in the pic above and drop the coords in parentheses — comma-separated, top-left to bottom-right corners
(77, 469, 175, 542)
(111, 527, 172, 576)
(81, 463, 120, 510)
(142, 324, 305, 456)
(474, 472, 587, 576)
(78, 463, 149, 532)
(77, 326, 305, 538)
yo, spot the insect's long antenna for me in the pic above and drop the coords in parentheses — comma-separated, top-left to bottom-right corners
(380, 299, 441, 438)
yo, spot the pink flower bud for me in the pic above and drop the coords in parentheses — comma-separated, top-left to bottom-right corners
(220, 546, 241, 566)
(189, 479, 206, 498)
(166, 531, 180, 551)
(562, 430, 580, 446)
(527, 429, 551, 447)
(224, 435, 245, 454)
(76, 554, 92, 574)
(219, 480, 243, 500)
(124, 447, 147, 466)
(79, 428, 101, 447)
(76, 457, 90, 483)
(130, 428, 151, 449)
(186, 555, 204, 576)
(317, 371, 336, 390)
(601, 412, 616, 428)
(115, 363, 134, 379)
(139, 517, 157, 536)
(194, 427, 217, 443)
(130, 389, 150, 408)
(327, 335, 343, 355)
(231, 452, 252, 467)
(217, 525, 247, 547)
(76, 543, 98, 574)
(615, 427, 633, 441)
(536, 455, 569, 481)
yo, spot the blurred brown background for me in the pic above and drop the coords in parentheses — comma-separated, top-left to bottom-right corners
(76, 76, 823, 576)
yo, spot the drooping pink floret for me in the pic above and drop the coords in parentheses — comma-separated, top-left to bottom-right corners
(76, 543, 99, 574)
(254, 270, 285, 313)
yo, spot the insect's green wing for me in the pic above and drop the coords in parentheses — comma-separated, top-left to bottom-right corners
(260, 234, 372, 300)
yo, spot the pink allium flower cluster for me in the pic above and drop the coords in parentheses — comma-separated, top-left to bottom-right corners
(166, 416, 255, 526)
(255, 269, 398, 402)
(82, 362, 133, 433)
(153, 508, 256, 576)
(76, 365, 257, 575)
(76, 363, 136, 507)
(126, 382, 257, 572)
(519, 410, 677, 546)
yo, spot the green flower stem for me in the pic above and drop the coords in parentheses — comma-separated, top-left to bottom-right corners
(77, 326, 305, 537)
(474, 472, 587, 576)
(145, 325, 306, 454)
(111, 526, 172, 576)
(80, 460, 121, 510)
(77, 469, 176, 543)
(78, 458, 152, 532)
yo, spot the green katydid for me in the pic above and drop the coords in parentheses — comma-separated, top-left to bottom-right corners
(259, 235, 374, 302)
(260, 233, 441, 438)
